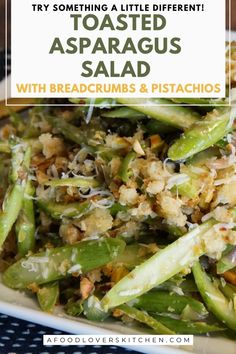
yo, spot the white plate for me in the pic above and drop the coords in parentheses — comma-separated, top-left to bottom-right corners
(0, 31, 236, 354)
(0, 277, 235, 354)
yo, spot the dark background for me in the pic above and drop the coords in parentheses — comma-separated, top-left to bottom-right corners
(0, 0, 10, 50)
(0, 0, 235, 50)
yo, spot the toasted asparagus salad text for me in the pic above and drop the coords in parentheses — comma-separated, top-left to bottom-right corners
(1, 49, 236, 336)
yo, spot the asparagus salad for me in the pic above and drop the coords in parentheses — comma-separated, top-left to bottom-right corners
(1, 60, 236, 336)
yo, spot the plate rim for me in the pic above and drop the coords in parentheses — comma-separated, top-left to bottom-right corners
(0, 280, 235, 354)
(0, 299, 190, 354)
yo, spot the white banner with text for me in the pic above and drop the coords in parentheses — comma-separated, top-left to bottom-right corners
(10, 0, 226, 98)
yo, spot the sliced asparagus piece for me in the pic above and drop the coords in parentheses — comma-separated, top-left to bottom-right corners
(37, 281, 59, 312)
(0, 142, 30, 250)
(44, 177, 101, 188)
(151, 314, 225, 334)
(118, 151, 136, 183)
(45, 115, 87, 145)
(133, 290, 208, 317)
(0, 142, 10, 154)
(101, 220, 216, 309)
(16, 180, 36, 257)
(3, 238, 125, 289)
(118, 304, 174, 334)
(116, 98, 200, 130)
(217, 246, 236, 274)
(37, 200, 92, 220)
(16, 145, 35, 257)
(192, 261, 236, 331)
(101, 107, 146, 120)
(168, 108, 233, 161)
(83, 295, 109, 322)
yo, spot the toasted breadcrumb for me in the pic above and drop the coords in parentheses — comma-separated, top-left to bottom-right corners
(215, 181, 236, 206)
(79, 209, 113, 237)
(39, 133, 65, 159)
(157, 192, 187, 227)
(36, 170, 49, 184)
(212, 207, 235, 223)
(80, 277, 94, 300)
(59, 224, 82, 244)
(203, 228, 236, 259)
(27, 283, 40, 293)
(130, 201, 155, 219)
(109, 157, 122, 176)
(0, 124, 16, 140)
(146, 180, 165, 194)
(119, 185, 139, 206)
